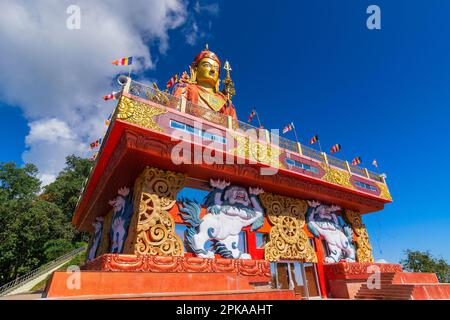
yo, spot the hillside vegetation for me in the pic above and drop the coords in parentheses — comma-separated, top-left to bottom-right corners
(0, 156, 92, 286)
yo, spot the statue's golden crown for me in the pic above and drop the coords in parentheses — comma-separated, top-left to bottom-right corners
(192, 44, 221, 69)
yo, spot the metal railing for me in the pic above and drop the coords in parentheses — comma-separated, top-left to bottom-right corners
(0, 246, 86, 296)
(124, 79, 385, 184)
(327, 154, 348, 171)
(350, 165, 366, 177)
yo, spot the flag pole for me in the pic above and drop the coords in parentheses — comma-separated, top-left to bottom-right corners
(128, 65, 133, 78)
(255, 110, 263, 128)
(292, 122, 300, 145)
(373, 160, 381, 174)
(317, 138, 323, 154)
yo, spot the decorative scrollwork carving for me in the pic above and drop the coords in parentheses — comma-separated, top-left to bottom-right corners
(230, 134, 284, 168)
(82, 254, 272, 277)
(259, 193, 317, 262)
(321, 164, 355, 190)
(344, 210, 374, 263)
(377, 183, 393, 201)
(117, 96, 166, 132)
(125, 167, 186, 256)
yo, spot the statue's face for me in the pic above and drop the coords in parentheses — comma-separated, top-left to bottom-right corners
(195, 57, 219, 89)
(224, 186, 250, 207)
(111, 196, 125, 212)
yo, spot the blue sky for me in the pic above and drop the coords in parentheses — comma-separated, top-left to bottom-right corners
(1, 1, 449, 264)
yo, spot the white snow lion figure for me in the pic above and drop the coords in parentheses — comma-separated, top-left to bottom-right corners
(179, 179, 265, 259)
(108, 187, 134, 254)
(306, 201, 356, 263)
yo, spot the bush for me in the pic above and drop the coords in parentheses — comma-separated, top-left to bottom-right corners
(43, 239, 74, 263)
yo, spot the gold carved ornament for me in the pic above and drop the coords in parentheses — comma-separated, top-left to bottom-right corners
(259, 193, 317, 262)
(230, 133, 284, 169)
(117, 96, 166, 132)
(124, 167, 186, 256)
(344, 210, 374, 263)
(320, 163, 354, 190)
(377, 183, 393, 201)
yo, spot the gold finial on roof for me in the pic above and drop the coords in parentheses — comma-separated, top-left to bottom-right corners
(205, 43, 209, 51)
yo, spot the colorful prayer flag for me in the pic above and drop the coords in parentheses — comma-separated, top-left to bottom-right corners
(90, 152, 98, 161)
(166, 73, 178, 89)
(90, 138, 102, 149)
(309, 135, 319, 145)
(372, 159, 378, 168)
(105, 113, 112, 126)
(330, 144, 341, 154)
(248, 109, 256, 123)
(282, 122, 295, 134)
(90, 140, 98, 149)
(112, 57, 133, 66)
(351, 156, 362, 166)
(103, 92, 118, 101)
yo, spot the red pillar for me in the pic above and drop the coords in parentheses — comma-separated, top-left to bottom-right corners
(313, 237, 329, 298)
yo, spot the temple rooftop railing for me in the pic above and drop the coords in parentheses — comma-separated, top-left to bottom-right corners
(120, 78, 386, 185)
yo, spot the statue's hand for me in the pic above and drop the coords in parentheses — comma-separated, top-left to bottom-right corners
(179, 71, 190, 83)
(307, 200, 321, 207)
(249, 187, 264, 196)
(210, 179, 230, 190)
(118, 187, 130, 197)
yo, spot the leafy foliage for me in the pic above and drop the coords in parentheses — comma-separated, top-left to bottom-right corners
(0, 156, 92, 286)
(42, 155, 92, 221)
(400, 250, 450, 283)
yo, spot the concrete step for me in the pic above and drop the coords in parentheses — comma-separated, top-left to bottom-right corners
(356, 291, 413, 297)
(356, 290, 413, 298)
(355, 282, 415, 300)
(356, 295, 412, 300)
(358, 286, 414, 292)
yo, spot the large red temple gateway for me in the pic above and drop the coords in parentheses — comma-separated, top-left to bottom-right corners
(44, 47, 449, 300)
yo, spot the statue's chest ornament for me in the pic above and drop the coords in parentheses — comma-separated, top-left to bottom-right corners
(197, 89, 226, 112)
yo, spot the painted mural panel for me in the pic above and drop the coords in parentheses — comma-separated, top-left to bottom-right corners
(108, 187, 134, 254)
(306, 201, 355, 263)
(178, 179, 265, 259)
(87, 216, 104, 262)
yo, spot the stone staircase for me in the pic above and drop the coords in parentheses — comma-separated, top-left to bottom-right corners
(355, 272, 449, 300)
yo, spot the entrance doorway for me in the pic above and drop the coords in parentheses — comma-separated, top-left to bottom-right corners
(270, 262, 321, 299)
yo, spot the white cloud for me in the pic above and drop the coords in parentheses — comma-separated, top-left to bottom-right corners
(0, 0, 191, 185)
(22, 118, 87, 184)
(194, 1, 219, 15)
(185, 21, 200, 45)
(185, 1, 219, 46)
(375, 259, 389, 264)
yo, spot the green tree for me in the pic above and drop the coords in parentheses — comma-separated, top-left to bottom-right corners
(400, 250, 450, 283)
(0, 162, 41, 284)
(0, 162, 40, 201)
(43, 239, 75, 262)
(42, 155, 92, 243)
(0, 158, 91, 286)
(42, 155, 93, 221)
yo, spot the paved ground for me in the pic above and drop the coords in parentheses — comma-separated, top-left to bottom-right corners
(0, 292, 43, 300)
